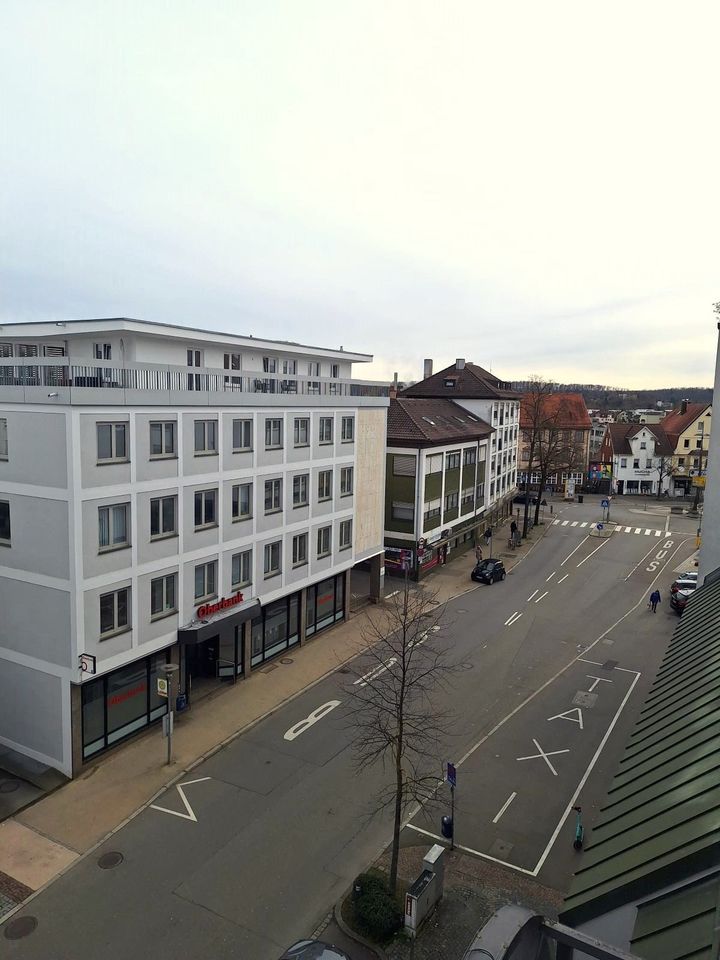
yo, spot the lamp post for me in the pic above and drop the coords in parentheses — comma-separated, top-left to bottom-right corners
(160, 663, 179, 765)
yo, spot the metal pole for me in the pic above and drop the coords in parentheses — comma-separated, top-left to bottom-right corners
(167, 672, 173, 766)
(450, 784, 455, 851)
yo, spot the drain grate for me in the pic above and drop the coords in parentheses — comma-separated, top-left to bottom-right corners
(4, 916, 38, 940)
(0, 780, 20, 794)
(98, 851, 124, 870)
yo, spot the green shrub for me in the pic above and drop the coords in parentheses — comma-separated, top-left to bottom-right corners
(353, 871, 402, 942)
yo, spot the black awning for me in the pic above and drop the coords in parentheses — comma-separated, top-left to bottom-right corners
(177, 599, 261, 645)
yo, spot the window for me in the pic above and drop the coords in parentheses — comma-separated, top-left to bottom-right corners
(150, 574, 177, 619)
(318, 470, 333, 501)
(426, 454, 442, 474)
(684, 438, 690, 448)
(264, 540, 281, 577)
(194, 489, 217, 527)
(317, 525, 332, 557)
(693, 457, 700, 469)
(289, 474, 308, 508)
(446, 451, 461, 470)
(98, 504, 129, 551)
(149, 421, 175, 458)
(232, 418, 252, 451)
(391, 501, 414, 521)
(575, 430, 584, 442)
(319, 417, 333, 444)
(265, 418, 283, 449)
(292, 533, 308, 566)
(646, 458, 653, 469)
(640, 441, 646, 450)
(393, 454, 416, 476)
(445, 491, 459, 511)
(99, 587, 129, 637)
(93, 343, 112, 360)
(633, 459, 640, 469)
(0, 418, 7, 459)
(463, 448, 477, 466)
(424, 499, 441, 521)
(339, 519, 352, 550)
(308, 361, 320, 377)
(194, 561, 217, 600)
(461, 487, 474, 505)
(264, 478, 282, 513)
(444, 379, 456, 388)
(232, 483, 252, 521)
(678, 457, 685, 467)
(187, 350, 202, 390)
(476, 481, 485, 502)
(232, 549, 252, 587)
(194, 419, 218, 455)
(263, 357, 277, 373)
(331, 363, 340, 378)
(97, 422, 127, 462)
(620, 457, 627, 468)
(150, 496, 176, 538)
(294, 417, 309, 446)
(224, 352, 242, 370)
(340, 466, 353, 496)
(341, 416, 354, 442)
(0, 501, 10, 543)
(282, 359, 297, 375)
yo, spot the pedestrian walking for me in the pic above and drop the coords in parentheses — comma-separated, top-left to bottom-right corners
(484, 527, 492, 546)
(475, 544, 483, 563)
(649, 589, 661, 613)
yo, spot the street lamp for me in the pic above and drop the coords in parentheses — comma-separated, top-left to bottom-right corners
(160, 663, 179, 765)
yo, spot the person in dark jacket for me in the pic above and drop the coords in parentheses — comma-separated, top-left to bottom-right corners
(649, 589, 661, 612)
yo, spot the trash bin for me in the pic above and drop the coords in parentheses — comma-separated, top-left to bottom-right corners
(441, 815, 454, 840)
(578, 494, 584, 504)
(176, 693, 188, 712)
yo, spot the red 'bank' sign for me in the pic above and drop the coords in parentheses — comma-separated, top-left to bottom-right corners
(196, 592, 244, 620)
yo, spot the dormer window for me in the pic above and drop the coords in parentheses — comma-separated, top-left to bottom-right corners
(444, 378, 455, 388)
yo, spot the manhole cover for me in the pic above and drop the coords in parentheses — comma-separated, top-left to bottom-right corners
(0, 780, 20, 794)
(97, 851, 124, 870)
(4, 916, 38, 940)
(456, 609, 468, 614)
(489, 839, 514, 858)
(573, 691, 598, 708)
(338, 667, 350, 674)
(602, 659, 619, 671)
(280, 658, 294, 665)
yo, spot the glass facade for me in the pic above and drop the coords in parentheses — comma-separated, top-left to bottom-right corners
(81, 650, 169, 759)
(306, 574, 345, 637)
(251, 592, 300, 667)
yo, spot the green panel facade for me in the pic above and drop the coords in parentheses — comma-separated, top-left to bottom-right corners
(385, 452, 417, 535)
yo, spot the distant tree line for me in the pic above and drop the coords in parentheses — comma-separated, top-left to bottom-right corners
(512, 382, 712, 410)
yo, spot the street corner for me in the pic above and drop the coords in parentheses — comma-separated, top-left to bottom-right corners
(0, 819, 78, 904)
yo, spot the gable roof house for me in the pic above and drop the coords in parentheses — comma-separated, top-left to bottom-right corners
(599, 423, 675, 496)
(518, 391, 592, 493)
(659, 401, 712, 496)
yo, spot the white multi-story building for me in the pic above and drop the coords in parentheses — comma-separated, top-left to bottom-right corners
(0, 319, 388, 778)
(599, 423, 674, 496)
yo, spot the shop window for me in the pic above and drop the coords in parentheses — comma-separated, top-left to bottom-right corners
(250, 591, 301, 667)
(306, 575, 344, 638)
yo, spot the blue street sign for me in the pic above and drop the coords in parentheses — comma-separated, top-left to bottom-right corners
(601, 499, 610, 508)
(597, 523, 604, 530)
(447, 762, 457, 787)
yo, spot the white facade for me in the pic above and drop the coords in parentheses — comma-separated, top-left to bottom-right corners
(0, 319, 388, 776)
(610, 428, 672, 496)
(452, 399, 519, 504)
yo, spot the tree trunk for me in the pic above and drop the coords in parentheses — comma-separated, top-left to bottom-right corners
(389, 752, 403, 895)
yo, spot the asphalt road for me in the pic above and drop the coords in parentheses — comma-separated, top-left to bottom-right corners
(4, 498, 697, 959)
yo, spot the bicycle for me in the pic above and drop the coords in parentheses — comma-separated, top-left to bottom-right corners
(572, 805, 584, 850)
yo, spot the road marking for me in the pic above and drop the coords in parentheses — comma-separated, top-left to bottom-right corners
(577, 541, 608, 567)
(561, 520, 569, 526)
(354, 659, 396, 687)
(578, 658, 641, 675)
(505, 611, 520, 625)
(644, 528, 651, 535)
(570, 521, 578, 527)
(560, 536, 589, 566)
(284, 700, 341, 740)
(665, 513, 670, 534)
(625, 526, 632, 533)
(526, 589, 539, 602)
(546, 571, 556, 582)
(552, 519, 559, 525)
(635, 527, 642, 534)
(557, 574, 569, 584)
(150, 778, 212, 822)
(404, 824, 536, 877)
(656, 529, 663, 536)
(516, 738, 569, 777)
(547, 708, 584, 729)
(625, 540, 665, 581)
(492, 792, 518, 824)
(586, 675, 613, 692)
(535, 591, 549, 603)
(506, 612, 523, 627)
(580, 522, 588, 528)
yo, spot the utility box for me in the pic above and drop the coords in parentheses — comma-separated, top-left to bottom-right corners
(423, 844, 445, 891)
(404, 845, 445, 938)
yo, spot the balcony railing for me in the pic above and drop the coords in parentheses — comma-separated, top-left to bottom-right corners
(0, 359, 390, 399)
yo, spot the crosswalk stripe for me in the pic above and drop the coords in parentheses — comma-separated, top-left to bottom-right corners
(634, 528, 642, 534)
(571, 521, 578, 527)
(655, 530, 662, 536)
(580, 522, 588, 527)
(561, 520, 569, 526)
(552, 519, 559, 525)
(644, 529, 651, 535)
(625, 526, 632, 533)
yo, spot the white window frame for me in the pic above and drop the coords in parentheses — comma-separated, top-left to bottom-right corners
(392, 501, 414, 522)
(232, 418, 252, 452)
(292, 533, 308, 567)
(194, 419, 218, 455)
(341, 416, 354, 442)
(149, 421, 176, 458)
(98, 503, 130, 552)
(232, 483, 253, 521)
(264, 478, 282, 514)
(263, 357, 277, 373)
(194, 561, 217, 601)
(0, 500, 10, 544)
(194, 489, 218, 528)
(330, 363, 340, 378)
(293, 474, 309, 507)
(319, 417, 333, 444)
(99, 587, 129, 638)
(265, 418, 283, 449)
(317, 525, 332, 558)
(150, 573, 177, 620)
(97, 422, 128, 463)
(294, 417, 310, 446)
(0, 418, 7, 459)
(339, 519, 352, 550)
(340, 466, 353, 496)
(231, 549, 252, 588)
(150, 495, 177, 539)
(318, 470, 333, 501)
(264, 540, 282, 578)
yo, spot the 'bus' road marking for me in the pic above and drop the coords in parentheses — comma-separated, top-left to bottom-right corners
(535, 591, 549, 603)
(526, 589, 538, 602)
(546, 571, 556, 582)
(492, 791, 517, 824)
(516, 739, 569, 777)
(284, 700, 341, 740)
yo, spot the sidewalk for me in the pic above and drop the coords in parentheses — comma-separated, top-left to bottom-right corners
(0, 514, 547, 920)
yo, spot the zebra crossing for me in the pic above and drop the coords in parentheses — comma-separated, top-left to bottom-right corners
(551, 519, 664, 537)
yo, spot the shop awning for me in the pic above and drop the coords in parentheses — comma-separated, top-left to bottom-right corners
(177, 599, 261, 645)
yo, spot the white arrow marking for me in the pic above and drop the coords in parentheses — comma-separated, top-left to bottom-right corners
(547, 708, 584, 729)
(150, 777, 212, 822)
(284, 700, 341, 741)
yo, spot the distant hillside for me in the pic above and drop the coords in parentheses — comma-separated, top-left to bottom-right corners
(512, 382, 713, 410)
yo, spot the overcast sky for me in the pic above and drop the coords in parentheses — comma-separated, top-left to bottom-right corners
(2, 1, 718, 388)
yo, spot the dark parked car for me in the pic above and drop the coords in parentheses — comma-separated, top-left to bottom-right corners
(670, 588, 693, 615)
(279, 942, 352, 960)
(513, 493, 539, 505)
(471, 558, 506, 584)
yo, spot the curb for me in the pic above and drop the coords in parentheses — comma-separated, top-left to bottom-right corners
(333, 891, 388, 960)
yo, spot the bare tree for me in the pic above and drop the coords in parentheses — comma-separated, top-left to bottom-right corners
(520, 378, 558, 536)
(345, 579, 456, 895)
(655, 456, 675, 499)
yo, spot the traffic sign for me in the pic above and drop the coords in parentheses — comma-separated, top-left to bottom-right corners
(157, 677, 168, 698)
(447, 762, 457, 787)
(597, 523, 604, 530)
(601, 499, 609, 508)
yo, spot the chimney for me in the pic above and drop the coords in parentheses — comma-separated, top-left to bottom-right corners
(423, 359, 433, 379)
(389, 372, 398, 399)
(456, 358, 466, 370)
(680, 398, 688, 414)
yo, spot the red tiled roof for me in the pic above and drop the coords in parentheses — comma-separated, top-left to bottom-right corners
(602, 422, 674, 457)
(401, 362, 521, 400)
(387, 398, 493, 446)
(660, 403, 711, 448)
(519, 392, 591, 430)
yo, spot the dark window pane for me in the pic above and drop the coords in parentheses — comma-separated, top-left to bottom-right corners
(164, 422, 175, 452)
(115, 424, 126, 459)
(162, 497, 175, 533)
(97, 424, 112, 460)
(194, 492, 203, 526)
(100, 593, 115, 633)
(0, 502, 10, 541)
(150, 499, 159, 536)
(117, 589, 128, 628)
(165, 575, 175, 610)
(150, 423, 162, 455)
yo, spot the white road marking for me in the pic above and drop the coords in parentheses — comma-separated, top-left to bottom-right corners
(526, 589, 539, 602)
(578, 658, 637, 675)
(547, 708, 584, 729)
(284, 700, 341, 740)
(625, 526, 632, 533)
(506, 612, 523, 627)
(561, 520, 569, 526)
(505, 611, 520, 625)
(150, 778, 212, 822)
(586, 675, 613, 692)
(656, 529, 663, 536)
(560, 537, 589, 566)
(644, 528, 651, 535)
(665, 513, 670, 534)
(635, 527, 642, 534)
(557, 574, 569, 583)
(492, 791, 518, 824)
(552, 519, 559, 525)
(577, 541, 608, 567)
(516, 738, 569, 777)
(546, 571, 556, 582)
(354, 659, 397, 687)
(570, 521, 578, 527)
(625, 540, 666, 581)
(535, 591, 549, 603)
(404, 824, 536, 877)
(580, 522, 588, 528)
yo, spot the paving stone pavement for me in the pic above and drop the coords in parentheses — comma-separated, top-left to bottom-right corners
(0, 869, 32, 921)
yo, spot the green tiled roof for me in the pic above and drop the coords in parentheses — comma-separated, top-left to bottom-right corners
(630, 874, 720, 960)
(561, 575, 720, 928)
